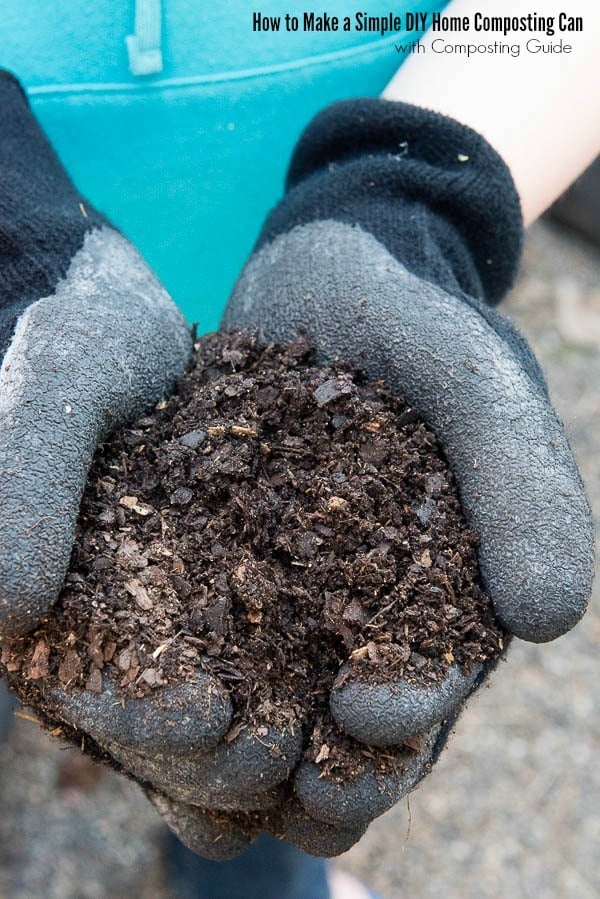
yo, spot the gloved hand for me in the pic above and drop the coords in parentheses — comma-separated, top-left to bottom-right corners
(218, 98, 595, 852)
(0, 71, 304, 855)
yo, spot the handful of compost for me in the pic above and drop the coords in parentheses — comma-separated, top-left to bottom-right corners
(0, 78, 592, 861)
(1, 330, 505, 858)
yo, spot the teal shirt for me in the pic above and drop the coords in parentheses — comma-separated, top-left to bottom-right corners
(2, 1, 445, 330)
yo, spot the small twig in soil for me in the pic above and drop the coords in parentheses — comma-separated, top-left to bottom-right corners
(151, 629, 184, 661)
(365, 595, 402, 628)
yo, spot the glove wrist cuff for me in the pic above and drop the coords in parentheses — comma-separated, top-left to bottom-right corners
(279, 98, 523, 305)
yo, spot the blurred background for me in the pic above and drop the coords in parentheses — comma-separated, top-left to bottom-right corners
(0, 185, 598, 898)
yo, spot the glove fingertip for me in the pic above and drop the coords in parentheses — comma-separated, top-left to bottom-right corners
(293, 736, 434, 829)
(186, 720, 304, 802)
(50, 673, 232, 753)
(265, 798, 366, 858)
(331, 664, 480, 747)
(490, 529, 594, 643)
(0, 589, 53, 638)
(147, 790, 256, 861)
(0, 517, 73, 637)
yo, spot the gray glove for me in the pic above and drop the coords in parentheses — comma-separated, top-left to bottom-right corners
(0, 71, 304, 849)
(216, 99, 594, 852)
(0, 70, 190, 634)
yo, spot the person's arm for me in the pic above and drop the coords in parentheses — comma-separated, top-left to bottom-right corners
(383, 0, 600, 225)
(220, 34, 594, 845)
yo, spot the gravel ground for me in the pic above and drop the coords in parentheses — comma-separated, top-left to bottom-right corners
(0, 220, 597, 899)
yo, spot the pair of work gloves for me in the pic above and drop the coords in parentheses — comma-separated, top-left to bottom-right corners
(0, 70, 593, 858)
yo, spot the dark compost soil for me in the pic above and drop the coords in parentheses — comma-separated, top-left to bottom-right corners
(1, 331, 505, 780)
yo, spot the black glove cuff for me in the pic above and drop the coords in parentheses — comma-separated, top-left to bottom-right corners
(260, 98, 523, 306)
(0, 70, 107, 355)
